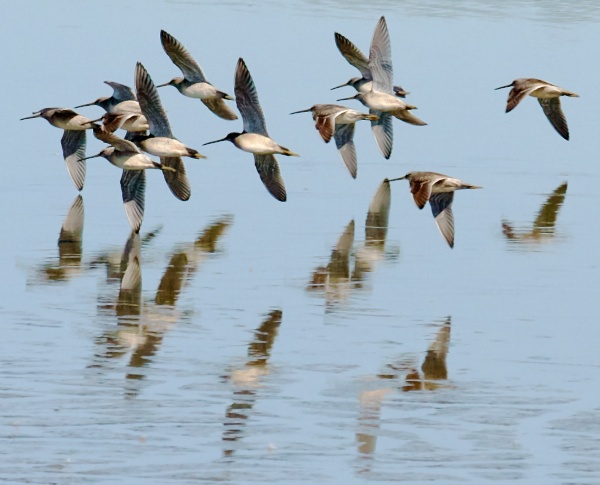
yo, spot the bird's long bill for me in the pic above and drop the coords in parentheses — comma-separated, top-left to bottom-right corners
(73, 101, 96, 108)
(494, 83, 513, 90)
(330, 82, 349, 90)
(202, 137, 228, 146)
(156, 81, 170, 88)
(387, 176, 407, 182)
(289, 108, 312, 115)
(336, 95, 356, 102)
(78, 153, 102, 162)
(19, 112, 41, 120)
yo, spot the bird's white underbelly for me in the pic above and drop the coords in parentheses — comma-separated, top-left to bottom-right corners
(234, 133, 280, 154)
(181, 82, 218, 99)
(141, 137, 187, 157)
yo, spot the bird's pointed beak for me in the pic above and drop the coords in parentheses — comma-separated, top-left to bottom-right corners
(289, 108, 312, 115)
(73, 101, 96, 108)
(20, 112, 42, 120)
(495, 83, 513, 90)
(336, 95, 357, 102)
(156, 82, 170, 88)
(387, 175, 407, 182)
(202, 137, 228, 146)
(78, 153, 102, 162)
(330, 82, 349, 90)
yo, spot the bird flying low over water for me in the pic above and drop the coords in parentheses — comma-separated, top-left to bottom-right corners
(388, 172, 481, 248)
(203, 58, 299, 202)
(495, 78, 579, 140)
(134, 61, 204, 201)
(290, 104, 377, 178)
(20, 108, 95, 191)
(331, 32, 408, 98)
(337, 16, 426, 160)
(79, 126, 176, 233)
(158, 30, 238, 120)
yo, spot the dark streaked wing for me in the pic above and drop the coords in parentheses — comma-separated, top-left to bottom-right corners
(201, 97, 238, 120)
(429, 192, 455, 248)
(59, 195, 84, 243)
(105, 81, 136, 102)
(368, 16, 393, 93)
(409, 179, 432, 209)
(120, 170, 146, 234)
(135, 63, 173, 138)
(254, 154, 286, 201)
(94, 126, 140, 152)
(61, 130, 86, 191)
(333, 123, 357, 178)
(371, 110, 393, 159)
(334, 33, 371, 79)
(235, 58, 268, 136)
(161, 157, 191, 201)
(160, 30, 207, 83)
(538, 98, 569, 140)
(505, 83, 542, 113)
(315, 113, 335, 143)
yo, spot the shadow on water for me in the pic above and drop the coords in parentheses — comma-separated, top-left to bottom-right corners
(90, 215, 233, 398)
(221, 308, 283, 458)
(31, 195, 84, 283)
(502, 182, 568, 250)
(307, 179, 398, 309)
(355, 317, 451, 473)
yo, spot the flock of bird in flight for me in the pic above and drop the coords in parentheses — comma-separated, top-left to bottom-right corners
(21, 16, 578, 248)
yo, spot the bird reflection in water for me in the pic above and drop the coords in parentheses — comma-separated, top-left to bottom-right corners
(308, 179, 396, 306)
(222, 309, 283, 457)
(32, 195, 84, 283)
(355, 317, 451, 473)
(502, 182, 567, 248)
(91, 215, 232, 396)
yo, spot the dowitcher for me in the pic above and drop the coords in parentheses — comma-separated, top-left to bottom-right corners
(158, 30, 237, 120)
(389, 172, 481, 248)
(75, 81, 137, 113)
(203, 58, 298, 202)
(20, 108, 94, 190)
(331, 32, 407, 98)
(337, 17, 426, 159)
(290, 104, 377, 178)
(133, 62, 205, 201)
(79, 126, 176, 233)
(495, 78, 578, 140)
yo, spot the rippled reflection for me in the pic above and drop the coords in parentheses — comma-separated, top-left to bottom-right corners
(91, 216, 233, 396)
(308, 180, 397, 307)
(31, 195, 84, 283)
(355, 317, 451, 473)
(222, 309, 283, 457)
(502, 182, 567, 249)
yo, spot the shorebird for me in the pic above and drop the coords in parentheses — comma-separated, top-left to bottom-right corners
(203, 58, 298, 202)
(134, 62, 206, 201)
(290, 104, 377, 178)
(79, 126, 176, 233)
(20, 108, 94, 190)
(495, 78, 578, 140)
(331, 32, 408, 98)
(337, 17, 426, 159)
(389, 172, 481, 248)
(158, 30, 237, 120)
(75, 81, 137, 113)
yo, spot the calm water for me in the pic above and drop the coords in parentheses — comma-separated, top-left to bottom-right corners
(2, 1, 600, 483)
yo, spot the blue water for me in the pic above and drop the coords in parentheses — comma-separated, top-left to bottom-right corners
(2, 1, 600, 483)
